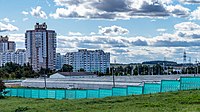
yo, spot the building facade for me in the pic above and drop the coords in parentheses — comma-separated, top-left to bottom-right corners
(15, 49, 27, 66)
(63, 49, 110, 73)
(55, 53, 62, 70)
(0, 36, 16, 53)
(25, 23, 57, 71)
(0, 49, 27, 66)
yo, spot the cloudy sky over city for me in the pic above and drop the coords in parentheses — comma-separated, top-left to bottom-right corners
(0, 0, 200, 63)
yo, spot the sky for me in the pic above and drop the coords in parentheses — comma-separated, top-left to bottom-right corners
(0, 0, 200, 64)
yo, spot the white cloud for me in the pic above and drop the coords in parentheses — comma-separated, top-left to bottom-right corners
(174, 22, 200, 31)
(30, 6, 48, 19)
(179, 0, 200, 4)
(190, 7, 200, 20)
(174, 22, 200, 39)
(1, 18, 10, 23)
(55, 32, 200, 63)
(157, 28, 167, 32)
(166, 5, 190, 17)
(68, 32, 83, 36)
(50, 0, 189, 20)
(22, 11, 29, 15)
(0, 22, 19, 32)
(90, 32, 96, 35)
(1, 18, 15, 23)
(8, 34, 25, 42)
(98, 25, 129, 35)
(23, 18, 29, 21)
(6, 34, 25, 49)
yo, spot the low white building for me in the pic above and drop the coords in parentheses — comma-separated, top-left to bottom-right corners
(50, 72, 97, 78)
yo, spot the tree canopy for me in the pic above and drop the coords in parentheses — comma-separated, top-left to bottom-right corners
(59, 64, 73, 72)
(0, 62, 39, 79)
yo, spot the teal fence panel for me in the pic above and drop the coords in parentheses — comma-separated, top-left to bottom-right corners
(55, 90, 65, 100)
(31, 89, 39, 98)
(17, 89, 24, 97)
(180, 77, 200, 90)
(87, 90, 99, 98)
(65, 90, 76, 99)
(143, 83, 161, 94)
(161, 80, 180, 92)
(127, 86, 143, 95)
(47, 90, 56, 99)
(24, 89, 32, 98)
(11, 88, 18, 96)
(99, 89, 112, 98)
(76, 90, 87, 99)
(112, 87, 127, 96)
(39, 90, 47, 98)
(6, 77, 200, 100)
(5, 88, 11, 96)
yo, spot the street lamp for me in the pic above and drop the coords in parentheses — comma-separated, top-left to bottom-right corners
(112, 68, 115, 87)
(44, 74, 47, 89)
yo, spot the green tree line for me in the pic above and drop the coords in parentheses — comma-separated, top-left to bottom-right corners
(0, 62, 39, 79)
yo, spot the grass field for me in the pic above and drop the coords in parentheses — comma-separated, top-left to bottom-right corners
(0, 90, 200, 112)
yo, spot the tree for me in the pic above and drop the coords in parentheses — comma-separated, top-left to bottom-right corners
(79, 68, 85, 72)
(0, 80, 6, 98)
(60, 64, 73, 72)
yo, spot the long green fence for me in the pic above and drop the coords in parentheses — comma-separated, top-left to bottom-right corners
(4, 76, 200, 100)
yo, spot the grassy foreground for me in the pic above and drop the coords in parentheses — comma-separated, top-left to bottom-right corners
(1, 90, 200, 112)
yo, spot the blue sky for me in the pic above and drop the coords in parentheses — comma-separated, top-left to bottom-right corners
(0, 0, 200, 63)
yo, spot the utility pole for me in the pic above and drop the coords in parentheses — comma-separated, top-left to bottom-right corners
(43, 70, 47, 89)
(112, 68, 115, 87)
(44, 74, 47, 89)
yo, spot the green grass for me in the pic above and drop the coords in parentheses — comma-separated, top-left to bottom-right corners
(1, 90, 200, 112)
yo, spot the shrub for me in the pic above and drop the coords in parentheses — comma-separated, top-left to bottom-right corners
(0, 80, 6, 99)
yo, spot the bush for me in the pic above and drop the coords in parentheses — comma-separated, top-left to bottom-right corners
(15, 106, 29, 112)
(0, 80, 6, 99)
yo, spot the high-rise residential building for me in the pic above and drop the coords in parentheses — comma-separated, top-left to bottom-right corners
(63, 49, 110, 73)
(0, 36, 16, 53)
(0, 49, 26, 66)
(0, 51, 15, 65)
(25, 23, 57, 71)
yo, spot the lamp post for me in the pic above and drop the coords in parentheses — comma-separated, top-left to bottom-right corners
(44, 74, 47, 89)
(112, 68, 115, 87)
